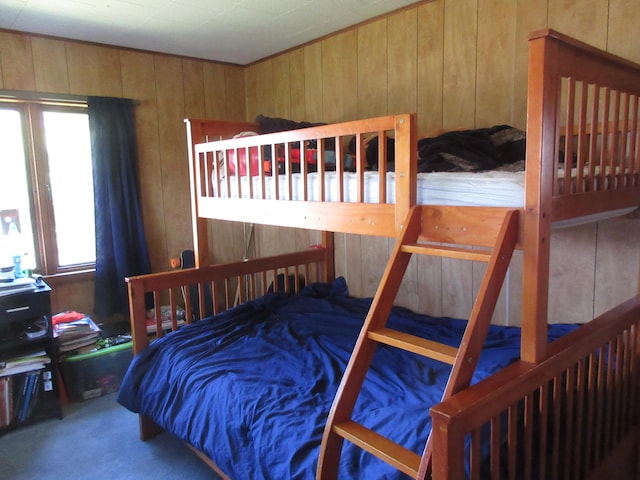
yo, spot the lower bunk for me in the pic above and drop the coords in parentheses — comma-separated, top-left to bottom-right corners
(116, 249, 640, 479)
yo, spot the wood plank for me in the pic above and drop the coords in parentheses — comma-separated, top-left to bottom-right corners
(322, 30, 358, 123)
(368, 327, 457, 363)
(303, 41, 324, 122)
(476, 0, 516, 126)
(416, 1, 444, 136)
(402, 243, 492, 262)
(607, 0, 640, 64)
(513, 0, 548, 129)
(66, 41, 122, 96)
(442, 0, 478, 128)
(272, 54, 291, 119)
(31, 36, 69, 93)
(333, 420, 420, 478)
(357, 18, 388, 119)
(0, 31, 35, 90)
(154, 54, 190, 263)
(548, 0, 609, 50)
(388, 8, 417, 116)
(203, 61, 226, 119)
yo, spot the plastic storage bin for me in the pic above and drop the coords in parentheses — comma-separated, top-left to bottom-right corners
(60, 341, 133, 401)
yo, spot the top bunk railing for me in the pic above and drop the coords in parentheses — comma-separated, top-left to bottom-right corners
(186, 113, 417, 238)
(526, 29, 640, 225)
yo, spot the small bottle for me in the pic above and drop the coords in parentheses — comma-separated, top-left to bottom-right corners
(13, 254, 25, 279)
(7, 221, 25, 279)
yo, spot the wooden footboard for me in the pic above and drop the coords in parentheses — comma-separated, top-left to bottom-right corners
(126, 247, 331, 441)
(430, 295, 640, 480)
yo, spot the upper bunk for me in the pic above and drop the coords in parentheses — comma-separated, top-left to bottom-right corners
(186, 29, 640, 238)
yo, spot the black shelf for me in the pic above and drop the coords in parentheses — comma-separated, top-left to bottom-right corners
(0, 282, 62, 434)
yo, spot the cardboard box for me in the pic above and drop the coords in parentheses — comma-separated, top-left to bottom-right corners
(60, 341, 132, 401)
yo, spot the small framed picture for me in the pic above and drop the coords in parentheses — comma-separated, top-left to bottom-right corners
(1, 209, 20, 235)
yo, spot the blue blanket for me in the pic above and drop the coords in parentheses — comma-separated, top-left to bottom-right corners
(118, 278, 576, 479)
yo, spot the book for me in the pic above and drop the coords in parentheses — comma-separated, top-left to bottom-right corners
(19, 372, 40, 423)
(0, 352, 51, 378)
(58, 333, 101, 353)
(0, 377, 12, 428)
(53, 316, 101, 340)
(18, 373, 38, 422)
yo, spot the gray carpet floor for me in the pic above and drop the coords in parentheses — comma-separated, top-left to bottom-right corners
(0, 392, 221, 479)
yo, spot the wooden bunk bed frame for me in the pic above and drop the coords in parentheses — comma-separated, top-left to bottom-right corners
(126, 30, 640, 479)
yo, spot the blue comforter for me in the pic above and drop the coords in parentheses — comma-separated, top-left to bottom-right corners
(118, 278, 575, 479)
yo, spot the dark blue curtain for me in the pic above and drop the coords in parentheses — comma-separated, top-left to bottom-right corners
(88, 96, 151, 317)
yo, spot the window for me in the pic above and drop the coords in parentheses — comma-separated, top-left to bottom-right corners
(0, 99, 95, 276)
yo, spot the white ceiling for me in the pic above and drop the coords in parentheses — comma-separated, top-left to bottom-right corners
(0, 0, 423, 65)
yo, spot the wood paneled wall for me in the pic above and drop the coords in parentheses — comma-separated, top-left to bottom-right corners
(242, 0, 640, 325)
(2, 0, 639, 325)
(0, 31, 246, 320)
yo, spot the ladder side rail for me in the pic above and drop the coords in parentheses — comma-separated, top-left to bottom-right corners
(417, 208, 520, 479)
(317, 206, 423, 479)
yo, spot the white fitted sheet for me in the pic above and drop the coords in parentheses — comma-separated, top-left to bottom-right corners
(215, 170, 635, 227)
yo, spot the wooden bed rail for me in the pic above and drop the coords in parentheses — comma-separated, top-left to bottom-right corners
(430, 295, 640, 480)
(126, 248, 331, 356)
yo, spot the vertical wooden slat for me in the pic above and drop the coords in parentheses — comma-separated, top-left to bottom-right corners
(523, 395, 533, 480)
(246, 146, 253, 200)
(584, 351, 597, 472)
(562, 366, 576, 478)
(470, 429, 481, 480)
(300, 140, 308, 201)
(507, 404, 517, 480)
(595, 346, 606, 460)
(573, 357, 586, 479)
(599, 88, 611, 187)
(169, 288, 178, 331)
(490, 415, 501, 480)
(336, 136, 344, 202)
(212, 280, 220, 315)
(588, 85, 600, 192)
(610, 90, 621, 189)
(604, 339, 615, 451)
(619, 92, 630, 187)
(271, 144, 279, 200)
(537, 382, 549, 480)
(317, 139, 326, 201)
(551, 376, 561, 480)
(563, 77, 575, 195)
(576, 80, 589, 193)
(631, 94, 640, 184)
(611, 334, 623, 443)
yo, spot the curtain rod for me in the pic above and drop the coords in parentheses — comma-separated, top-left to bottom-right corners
(0, 89, 140, 105)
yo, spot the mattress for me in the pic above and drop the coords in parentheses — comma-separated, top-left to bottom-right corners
(118, 278, 577, 479)
(215, 170, 635, 227)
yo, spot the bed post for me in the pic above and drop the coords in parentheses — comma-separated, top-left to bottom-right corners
(522, 31, 559, 363)
(393, 113, 418, 230)
(185, 118, 211, 267)
(322, 231, 335, 282)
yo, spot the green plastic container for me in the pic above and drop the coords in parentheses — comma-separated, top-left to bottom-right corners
(60, 342, 133, 401)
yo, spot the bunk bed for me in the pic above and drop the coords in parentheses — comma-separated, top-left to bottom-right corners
(118, 30, 640, 479)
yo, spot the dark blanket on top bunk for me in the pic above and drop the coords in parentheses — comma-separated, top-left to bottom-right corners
(118, 278, 576, 480)
(255, 114, 526, 174)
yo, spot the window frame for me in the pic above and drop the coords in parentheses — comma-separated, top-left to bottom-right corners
(0, 97, 95, 276)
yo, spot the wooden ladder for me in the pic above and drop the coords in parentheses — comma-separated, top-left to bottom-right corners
(316, 205, 519, 479)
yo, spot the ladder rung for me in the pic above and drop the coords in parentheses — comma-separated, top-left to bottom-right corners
(401, 242, 492, 262)
(333, 420, 420, 478)
(368, 328, 457, 364)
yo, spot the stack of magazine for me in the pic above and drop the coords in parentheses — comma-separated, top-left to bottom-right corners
(52, 311, 102, 354)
